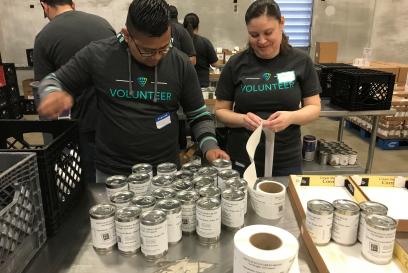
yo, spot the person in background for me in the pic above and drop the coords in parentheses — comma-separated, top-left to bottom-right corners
(215, 0, 321, 176)
(169, 5, 196, 65)
(183, 13, 218, 88)
(37, 0, 229, 183)
(33, 0, 115, 183)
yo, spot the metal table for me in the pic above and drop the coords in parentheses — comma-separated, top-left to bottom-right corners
(24, 178, 318, 273)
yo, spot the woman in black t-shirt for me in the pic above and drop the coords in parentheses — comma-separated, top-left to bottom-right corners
(183, 13, 218, 87)
(215, 0, 321, 177)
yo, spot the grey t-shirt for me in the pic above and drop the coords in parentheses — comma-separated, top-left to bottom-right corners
(216, 47, 321, 171)
(171, 21, 196, 57)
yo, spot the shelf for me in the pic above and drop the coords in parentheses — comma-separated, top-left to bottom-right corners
(303, 160, 365, 175)
(320, 99, 396, 117)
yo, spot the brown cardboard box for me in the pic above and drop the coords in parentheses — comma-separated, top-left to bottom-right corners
(315, 42, 337, 63)
(22, 78, 34, 99)
(398, 64, 408, 86)
(368, 61, 400, 79)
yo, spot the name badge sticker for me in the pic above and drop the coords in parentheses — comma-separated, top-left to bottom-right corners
(156, 112, 171, 129)
(277, 71, 296, 84)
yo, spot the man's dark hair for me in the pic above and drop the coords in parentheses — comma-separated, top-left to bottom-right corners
(41, 0, 73, 7)
(126, 0, 170, 37)
(169, 5, 178, 20)
(183, 13, 199, 38)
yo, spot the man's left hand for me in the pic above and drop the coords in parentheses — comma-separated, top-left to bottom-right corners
(205, 149, 230, 162)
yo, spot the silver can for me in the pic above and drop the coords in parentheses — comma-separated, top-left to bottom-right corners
(332, 199, 360, 245)
(319, 150, 329, 165)
(197, 167, 218, 186)
(172, 179, 194, 192)
(361, 214, 397, 264)
(131, 195, 157, 212)
(140, 209, 168, 260)
(151, 175, 174, 191)
(339, 152, 349, 166)
(181, 162, 201, 173)
(89, 204, 117, 253)
(306, 200, 334, 245)
(221, 188, 245, 230)
(198, 185, 221, 199)
(152, 187, 177, 200)
(157, 162, 177, 176)
(189, 155, 202, 166)
(105, 175, 128, 198)
(348, 151, 358, 165)
(132, 163, 153, 178)
(211, 158, 232, 172)
(225, 177, 248, 215)
(196, 197, 221, 245)
(156, 199, 182, 244)
(193, 175, 215, 190)
(358, 201, 388, 242)
(127, 173, 151, 196)
(217, 169, 240, 191)
(115, 206, 142, 255)
(110, 190, 135, 208)
(174, 170, 194, 181)
(176, 190, 200, 234)
(329, 152, 340, 166)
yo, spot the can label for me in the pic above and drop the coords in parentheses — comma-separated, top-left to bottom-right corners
(358, 215, 367, 242)
(181, 204, 196, 232)
(302, 136, 317, 161)
(362, 224, 396, 263)
(167, 212, 182, 243)
(106, 185, 128, 198)
(90, 216, 116, 249)
(115, 219, 140, 252)
(332, 212, 359, 245)
(221, 198, 244, 228)
(196, 206, 221, 238)
(140, 221, 168, 256)
(306, 210, 333, 245)
(129, 181, 150, 196)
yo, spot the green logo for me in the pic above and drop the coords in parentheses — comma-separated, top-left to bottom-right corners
(137, 77, 148, 87)
(262, 72, 271, 81)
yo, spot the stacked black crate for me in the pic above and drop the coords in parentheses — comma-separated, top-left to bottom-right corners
(0, 63, 22, 119)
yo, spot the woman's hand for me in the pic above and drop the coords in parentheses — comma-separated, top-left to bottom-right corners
(263, 111, 294, 132)
(242, 112, 263, 131)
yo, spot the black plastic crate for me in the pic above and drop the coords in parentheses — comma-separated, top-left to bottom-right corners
(330, 69, 395, 111)
(315, 63, 359, 98)
(0, 152, 46, 273)
(0, 120, 83, 236)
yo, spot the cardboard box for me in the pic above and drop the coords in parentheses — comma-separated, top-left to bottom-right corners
(22, 78, 34, 99)
(398, 64, 408, 86)
(315, 42, 338, 63)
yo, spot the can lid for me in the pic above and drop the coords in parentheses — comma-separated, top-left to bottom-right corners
(115, 205, 142, 221)
(197, 167, 218, 176)
(157, 162, 177, 172)
(212, 158, 232, 168)
(197, 197, 221, 209)
(218, 169, 240, 179)
(181, 162, 201, 173)
(177, 190, 200, 203)
(365, 214, 396, 230)
(141, 209, 167, 225)
(152, 175, 174, 187)
(156, 198, 181, 212)
(89, 204, 116, 218)
(152, 188, 177, 200)
(131, 163, 152, 173)
(359, 201, 388, 215)
(172, 179, 194, 191)
(333, 199, 360, 213)
(225, 177, 248, 189)
(303, 135, 316, 141)
(199, 185, 221, 198)
(110, 190, 135, 203)
(222, 188, 245, 201)
(131, 195, 156, 207)
(307, 199, 334, 215)
(127, 173, 150, 183)
(193, 176, 214, 189)
(105, 175, 127, 188)
(174, 170, 194, 180)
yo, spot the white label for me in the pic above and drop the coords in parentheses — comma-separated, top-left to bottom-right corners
(332, 212, 359, 245)
(277, 71, 296, 83)
(129, 181, 151, 196)
(196, 206, 221, 238)
(358, 214, 366, 242)
(306, 210, 333, 245)
(167, 211, 182, 243)
(106, 185, 128, 198)
(362, 224, 396, 263)
(90, 216, 116, 249)
(249, 189, 285, 220)
(181, 204, 196, 232)
(115, 219, 140, 252)
(156, 112, 171, 129)
(222, 198, 245, 228)
(140, 221, 168, 256)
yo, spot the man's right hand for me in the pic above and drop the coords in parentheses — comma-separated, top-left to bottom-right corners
(37, 91, 74, 119)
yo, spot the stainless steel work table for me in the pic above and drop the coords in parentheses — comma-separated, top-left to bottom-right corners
(24, 177, 318, 273)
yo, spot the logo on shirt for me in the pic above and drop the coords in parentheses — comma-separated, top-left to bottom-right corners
(241, 71, 296, 93)
(262, 72, 272, 81)
(137, 77, 148, 87)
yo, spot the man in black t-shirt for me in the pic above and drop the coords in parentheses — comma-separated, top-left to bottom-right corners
(37, 0, 229, 181)
(34, 0, 115, 183)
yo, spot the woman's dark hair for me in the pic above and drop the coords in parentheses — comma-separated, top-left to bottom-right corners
(41, 0, 73, 7)
(183, 13, 200, 38)
(126, 0, 170, 37)
(245, 0, 291, 52)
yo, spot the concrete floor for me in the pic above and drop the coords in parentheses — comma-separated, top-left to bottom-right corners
(303, 118, 408, 174)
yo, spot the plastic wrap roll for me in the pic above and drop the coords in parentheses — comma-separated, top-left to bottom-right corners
(234, 225, 299, 273)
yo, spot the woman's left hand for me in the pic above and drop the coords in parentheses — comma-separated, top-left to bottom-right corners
(263, 111, 294, 132)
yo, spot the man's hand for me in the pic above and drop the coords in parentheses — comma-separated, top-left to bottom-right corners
(38, 91, 74, 119)
(205, 148, 230, 162)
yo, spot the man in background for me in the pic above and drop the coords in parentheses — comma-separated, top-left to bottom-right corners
(34, 0, 115, 183)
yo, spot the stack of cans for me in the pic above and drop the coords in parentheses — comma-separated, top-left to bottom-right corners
(316, 139, 358, 166)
